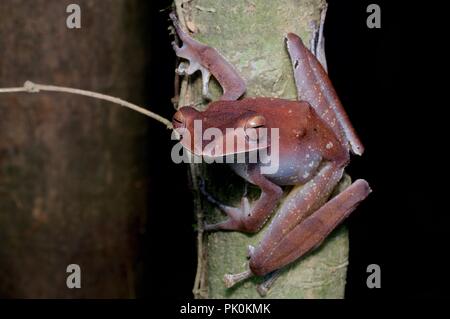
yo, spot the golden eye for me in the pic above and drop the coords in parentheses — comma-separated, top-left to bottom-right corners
(245, 115, 266, 129)
(172, 111, 185, 127)
(245, 115, 266, 141)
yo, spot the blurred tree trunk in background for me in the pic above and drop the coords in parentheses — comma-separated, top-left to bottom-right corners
(0, 0, 152, 298)
(175, 0, 350, 298)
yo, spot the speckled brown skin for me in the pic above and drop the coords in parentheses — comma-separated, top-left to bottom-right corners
(171, 12, 370, 293)
(286, 33, 364, 155)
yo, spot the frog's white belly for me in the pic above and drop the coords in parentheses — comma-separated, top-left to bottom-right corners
(229, 151, 322, 186)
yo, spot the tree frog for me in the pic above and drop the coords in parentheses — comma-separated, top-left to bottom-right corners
(170, 12, 371, 296)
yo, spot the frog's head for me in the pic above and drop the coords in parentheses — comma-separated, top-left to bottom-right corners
(172, 105, 270, 159)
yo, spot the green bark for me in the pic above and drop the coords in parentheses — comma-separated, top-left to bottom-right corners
(175, 0, 350, 298)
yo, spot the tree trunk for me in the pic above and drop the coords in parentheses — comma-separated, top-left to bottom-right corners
(175, 0, 351, 298)
(0, 0, 152, 298)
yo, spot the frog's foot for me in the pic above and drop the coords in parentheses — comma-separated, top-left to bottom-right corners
(223, 269, 253, 288)
(174, 57, 212, 100)
(199, 178, 251, 232)
(200, 166, 282, 233)
(256, 270, 282, 297)
(173, 52, 202, 76)
(203, 197, 251, 232)
(223, 268, 281, 294)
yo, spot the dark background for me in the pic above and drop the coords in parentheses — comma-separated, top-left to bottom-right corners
(0, 0, 446, 300)
(327, 0, 447, 299)
(325, 0, 447, 298)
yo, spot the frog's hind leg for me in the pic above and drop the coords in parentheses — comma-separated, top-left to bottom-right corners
(223, 268, 282, 296)
(250, 180, 370, 285)
(253, 179, 369, 297)
(285, 33, 364, 155)
(224, 178, 371, 293)
(223, 162, 344, 287)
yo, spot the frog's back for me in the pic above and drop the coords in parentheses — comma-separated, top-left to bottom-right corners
(206, 97, 311, 122)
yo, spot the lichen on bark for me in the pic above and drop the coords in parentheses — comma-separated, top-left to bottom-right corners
(174, 0, 350, 299)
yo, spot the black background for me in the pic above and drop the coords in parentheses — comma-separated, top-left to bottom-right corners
(139, 0, 447, 300)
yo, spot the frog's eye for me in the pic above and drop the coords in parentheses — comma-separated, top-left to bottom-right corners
(172, 111, 185, 128)
(246, 115, 266, 129)
(245, 115, 266, 141)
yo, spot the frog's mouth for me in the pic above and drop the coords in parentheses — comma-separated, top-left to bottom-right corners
(200, 142, 270, 159)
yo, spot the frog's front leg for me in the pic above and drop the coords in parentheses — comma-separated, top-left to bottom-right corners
(202, 165, 283, 233)
(170, 12, 246, 101)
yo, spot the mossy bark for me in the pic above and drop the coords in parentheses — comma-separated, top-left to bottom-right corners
(175, 0, 350, 299)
